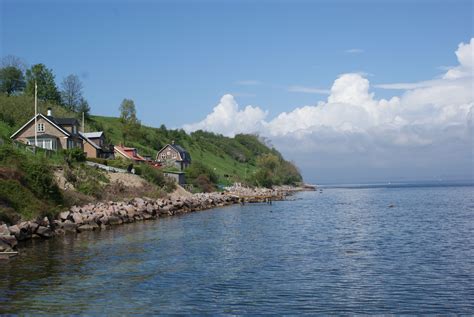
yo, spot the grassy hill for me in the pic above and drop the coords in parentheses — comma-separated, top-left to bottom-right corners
(88, 115, 283, 185)
(0, 94, 302, 189)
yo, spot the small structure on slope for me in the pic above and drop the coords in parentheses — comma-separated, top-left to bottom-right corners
(156, 141, 191, 171)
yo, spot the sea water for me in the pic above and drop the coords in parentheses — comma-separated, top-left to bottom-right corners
(1, 184, 473, 314)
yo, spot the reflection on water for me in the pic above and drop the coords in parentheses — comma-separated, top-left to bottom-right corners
(1, 185, 473, 314)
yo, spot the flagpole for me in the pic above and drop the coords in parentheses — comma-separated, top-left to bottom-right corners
(34, 81, 38, 148)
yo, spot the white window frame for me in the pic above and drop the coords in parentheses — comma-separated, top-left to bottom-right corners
(37, 123, 45, 132)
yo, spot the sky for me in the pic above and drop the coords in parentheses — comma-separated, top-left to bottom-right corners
(1, 0, 473, 184)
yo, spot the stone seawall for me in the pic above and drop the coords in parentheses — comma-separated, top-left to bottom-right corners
(0, 187, 301, 254)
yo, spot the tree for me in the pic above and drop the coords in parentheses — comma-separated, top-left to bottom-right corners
(119, 99, 138, 123)
(60, 74, 83, 111)
(77, 97, 91, 120)
(1, 55, 27, 72)
(0, 66, 25, 95)
(25, 64, 61, 104)
(119, 98, 140, 143)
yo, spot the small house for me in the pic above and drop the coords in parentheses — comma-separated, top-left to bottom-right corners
(114, 145, 146, 162)
(10, 108, 83, 151)
(80, 131, 114, 159)
(156, 141, 191, 171)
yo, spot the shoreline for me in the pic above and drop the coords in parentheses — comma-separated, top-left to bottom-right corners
(0, 185, 314, 257)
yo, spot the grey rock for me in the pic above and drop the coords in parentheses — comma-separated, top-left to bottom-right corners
(29, 221, 39, 233)
(72, 212, 83, 224)
(77, 224, 98, 232)
(0, 224, 10, 236)
(36, 226, 53, 238)
(8, 225, 19, 236)
(0, 235, 17, 248)
(62, 220, 77, 232)
(0, 239, 13, 252)
(59, 211, 70, 221)
(108, 216, 122, 225)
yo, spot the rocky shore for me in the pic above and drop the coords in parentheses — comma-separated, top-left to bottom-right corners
(0, 186, 309, 254)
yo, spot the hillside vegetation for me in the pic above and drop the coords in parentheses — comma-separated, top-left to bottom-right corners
(0, 94, 302, 206)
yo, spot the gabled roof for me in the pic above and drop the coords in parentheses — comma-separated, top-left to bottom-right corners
(81, 131, 104, 139)
(47, 116, 79, 126)
(156, 143, 192, 163)
(79, 132, 101, 150)
(114, 145, 146, 162)
(10, 113, 71, 139)
(169, 143, 191, 162)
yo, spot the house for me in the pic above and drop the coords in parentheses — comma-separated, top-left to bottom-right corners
(156, 141, 191, 170)
(10, 108, 83, 151)
(79, 131, 114, 159)
(114, 145, 146, 162)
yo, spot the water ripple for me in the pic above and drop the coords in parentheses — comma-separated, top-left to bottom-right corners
(1, 185, 473, 314)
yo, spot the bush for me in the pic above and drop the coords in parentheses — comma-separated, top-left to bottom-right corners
(63, 148, 86, 164)
(86, 157, 108, 165)
(250, 153, 303, 188)
(0, 144, 63, 222)
(186, 162, 218, 192)
(64, 164, 109, 198)
(139, 164, 176, 192)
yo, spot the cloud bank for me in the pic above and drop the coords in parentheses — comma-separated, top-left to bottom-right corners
(184, 39, 474, 183)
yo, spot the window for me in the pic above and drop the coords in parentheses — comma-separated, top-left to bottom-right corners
(160, 153, 166, 160)
(172, 153, 177, 159)
(67, 139, 73, 149)
(72, 126, 77, 134)
(37, 123, 45, 132)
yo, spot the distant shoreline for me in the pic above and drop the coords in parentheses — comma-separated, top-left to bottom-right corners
(316, 180, 474, 189)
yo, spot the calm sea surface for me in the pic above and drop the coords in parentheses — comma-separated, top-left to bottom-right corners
(1, 184, 473, 314)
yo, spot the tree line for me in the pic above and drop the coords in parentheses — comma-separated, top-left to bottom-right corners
(0, 55, 90, 117)
(0, 55, 140, 144)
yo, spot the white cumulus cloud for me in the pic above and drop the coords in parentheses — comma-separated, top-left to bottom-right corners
(182, 94, 267, 137)
(183, 39, 474, 183)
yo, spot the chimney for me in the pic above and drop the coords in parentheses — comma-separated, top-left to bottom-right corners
(47, 108, 52, 116)
(171, 140, 175, 145)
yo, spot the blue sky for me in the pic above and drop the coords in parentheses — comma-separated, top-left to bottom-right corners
(1, 0, 473, 183)
(1, 0, 471, 125)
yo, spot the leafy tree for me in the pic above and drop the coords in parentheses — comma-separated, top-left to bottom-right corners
(119, 98, 138, 123)
(60, 74, 83, 110)
(25, 64, 61, 104)
(119, 98, 140, 143)
(77, 97, 91, 120)
(0, 66, 25, 95)
(251, 153, 302, 188)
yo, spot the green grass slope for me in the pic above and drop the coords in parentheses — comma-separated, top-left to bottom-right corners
(89, 115, 288, 185)
(0, 95, 302, 189)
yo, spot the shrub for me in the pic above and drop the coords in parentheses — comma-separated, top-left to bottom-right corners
(0, 144, 63, 222)
(139, 164, 176, 192)
(185, 162, 218, 192)
(63, 148, 86, 164)
(63, 164, 109, 198)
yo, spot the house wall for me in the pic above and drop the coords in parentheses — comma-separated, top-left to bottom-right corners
(164, 172, 186, 185)
(15, 117, 67, 149)
(83, 142, 98, 158)
(90, 136, 104, 147)
(156, 145, 181, 161)
(14, 117, 83, 150)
